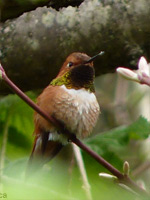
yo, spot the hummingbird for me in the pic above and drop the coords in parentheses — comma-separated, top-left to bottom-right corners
(28, 52, 101, 171)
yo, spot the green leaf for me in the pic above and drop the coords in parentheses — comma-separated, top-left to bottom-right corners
(87, 116, 150, 148)
(0, 93, 35, 159)
(85, 116, 150, 170)
(127, 116, 150, 140)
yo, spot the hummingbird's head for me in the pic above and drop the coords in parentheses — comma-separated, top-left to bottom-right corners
(57, 52, 94, 87)
(51, 52, 103, 92)
(57, 52, 93, 76)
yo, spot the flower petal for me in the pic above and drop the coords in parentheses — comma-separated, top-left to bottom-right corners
(138, 56, 150, 76)
(116, 67, 140, 82)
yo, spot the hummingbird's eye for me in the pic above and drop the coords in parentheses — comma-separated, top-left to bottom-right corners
(67, 62, 73, 67)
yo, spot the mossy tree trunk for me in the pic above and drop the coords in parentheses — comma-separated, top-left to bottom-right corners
(0, 0, 150, 93)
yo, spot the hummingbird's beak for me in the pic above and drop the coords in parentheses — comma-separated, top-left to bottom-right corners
(84, 51, 104, 64)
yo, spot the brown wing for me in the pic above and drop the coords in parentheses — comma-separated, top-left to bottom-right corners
(26, 85, 63, 176)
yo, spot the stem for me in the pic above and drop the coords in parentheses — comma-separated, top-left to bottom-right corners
(138, 74, 150, 86)
(114, 76, 130, 125)
(132, 161, 150, 178)
(72, 144, 92, 200)
(0, 68, 149, 197)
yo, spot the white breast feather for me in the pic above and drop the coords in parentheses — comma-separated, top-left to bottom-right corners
(61, 85, 100, 135)
(61, 85, 97, 114)
(48, 85, 100, 143)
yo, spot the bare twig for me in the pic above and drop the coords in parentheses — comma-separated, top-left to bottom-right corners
(114, 76, 130, 125)
(0, 64, 149, 197)
(132, 161, 150, 178)
(72, 144, 92, 200)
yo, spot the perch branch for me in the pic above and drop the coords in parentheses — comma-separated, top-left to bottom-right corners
(0, 64, 149, 197)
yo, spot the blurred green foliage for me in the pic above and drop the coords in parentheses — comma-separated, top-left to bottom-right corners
(0, 93, 35, 159)
(0, 88, 149, 199)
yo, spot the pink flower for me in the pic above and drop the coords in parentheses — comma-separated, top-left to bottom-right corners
(116, 57, 150, 85)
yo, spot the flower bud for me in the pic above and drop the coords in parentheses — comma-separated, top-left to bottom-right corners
(99, 172, 117, 180)
(123, 161, 130, 175)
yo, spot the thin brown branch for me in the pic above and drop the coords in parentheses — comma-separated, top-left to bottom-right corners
(0, 65, 149, 197)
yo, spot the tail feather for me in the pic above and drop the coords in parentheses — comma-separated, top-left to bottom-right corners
(26, 131, 63, 177)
